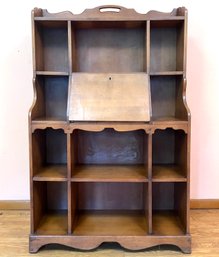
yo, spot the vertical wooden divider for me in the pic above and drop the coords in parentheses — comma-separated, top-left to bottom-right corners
(67, 21, 72, 234)
(148, 132, 152, 234)
(146, 20, 150, 74)
(67, 133, 72, 234)
(146, 20, 152, 235)
(68, 21, 72, 74)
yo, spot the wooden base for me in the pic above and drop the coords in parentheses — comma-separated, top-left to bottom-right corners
(29, 234, 191, 253)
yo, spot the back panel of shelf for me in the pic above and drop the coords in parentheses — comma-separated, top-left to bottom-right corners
(72, 128, 147, 165)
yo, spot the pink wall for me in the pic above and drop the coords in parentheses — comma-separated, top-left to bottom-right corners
(0, 0, 218, 200)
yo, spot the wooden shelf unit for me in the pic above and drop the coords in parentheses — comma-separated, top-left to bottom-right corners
(29, 5, 191, 254)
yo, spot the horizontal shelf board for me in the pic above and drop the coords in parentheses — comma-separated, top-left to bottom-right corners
(35, 210, 68, 235)
(36, 71, 69, 76)
(34, 17, 185, 22)
(152, 210, 185, 235)
(72, 165, 148, 182)
(33, 165, 67, 181)
(32, 117, 67, 123)
(73, 210, 148, 236)
(150, 71, 183, 76)
(152, 165, 187, 182)
(150, 17, 185, 21)
(151, 116, 188, 124)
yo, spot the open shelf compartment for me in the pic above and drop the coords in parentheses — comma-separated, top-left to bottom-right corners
(72, 21, 146, 73)
(70, 128, 148, 182)
(152, 182, 187, 235)
(150, 20, 185, 72)
(32, 181, 68, 235)
(34, 20, 69, 72)
(150, 75, 188, 122)
(71, 182, 148, 236)
(152, 128, 187, 182)
(32, 128, 67, 181)
(31, 75, 69, 122)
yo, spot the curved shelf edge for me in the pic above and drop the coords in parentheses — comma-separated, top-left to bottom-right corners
(182, 77, 191, 124)
(29, 235, 191, 254)
(33, 6, 186, 20)
(68, 123, 152, 133)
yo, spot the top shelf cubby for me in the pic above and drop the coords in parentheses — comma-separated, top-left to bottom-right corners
(71, 21, 146, 73)
(150, 20, 185, 73)
(34, 21, 69, 73)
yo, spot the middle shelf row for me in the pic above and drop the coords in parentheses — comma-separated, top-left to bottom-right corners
(31, 74, 188, 123)
(31, 127, 189, 182)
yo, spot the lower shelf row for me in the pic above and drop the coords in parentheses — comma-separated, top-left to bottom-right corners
(32, 181, 188, 236)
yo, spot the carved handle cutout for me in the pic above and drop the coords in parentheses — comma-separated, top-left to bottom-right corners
(99, 7, 121, 13)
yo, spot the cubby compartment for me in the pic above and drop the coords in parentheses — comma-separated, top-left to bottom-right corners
(32, 181, 68, 235)
(152, 182, 187, 235)
(32, 76, 69, 122)
(70, 129, 148, 182)
(150, 75, 187, 121)
(150, 20, 185, 73)
(72, 21, 146, 72)
(71, 182, 148, 235)
(152, 129, 187, 181)
(34, 21, 68, 72)
(32, 128, 67, 181)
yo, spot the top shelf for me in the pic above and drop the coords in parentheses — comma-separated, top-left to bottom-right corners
(34, 19, 185, 73)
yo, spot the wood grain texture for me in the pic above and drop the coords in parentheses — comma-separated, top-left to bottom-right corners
(74, 129, 147, 165)
(69, 73, 150, 122)
(35, 210, 68, 235)
(72, 165, 148, 182)
(33, 165, 67, 181)
(152, 164, 186, 182)
(152, 210, 185, 235)
(75, 27, 145, 72)
(73, 210, 148, 236)
(77, 183, 145, 211)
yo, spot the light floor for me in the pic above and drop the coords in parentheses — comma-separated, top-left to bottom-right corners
(0, 209, 219, 256)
